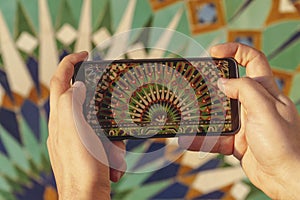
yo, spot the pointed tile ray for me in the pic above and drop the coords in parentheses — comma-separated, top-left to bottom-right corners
(75, 0, 91, 52)
(39, 0, 58, 87)
(105, 0, 137, 59)
(148, 7, 184, 58)
(0, 11, 32, 97)
(192, 167, 246, 194)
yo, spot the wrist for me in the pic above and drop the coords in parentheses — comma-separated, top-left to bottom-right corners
(276, 156, 300, 200)
(58, 180, 111, 200)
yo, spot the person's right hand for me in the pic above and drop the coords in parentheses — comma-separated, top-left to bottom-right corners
(179, 43, 300, 199)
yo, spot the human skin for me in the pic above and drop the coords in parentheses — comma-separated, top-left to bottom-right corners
(178, 42, 300, 199)
(47, 52, 126, 200)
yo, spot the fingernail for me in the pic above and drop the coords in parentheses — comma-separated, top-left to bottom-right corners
(217, 78, 228, 93)
(78, 51, 89, 60)
(72, 81, 85, 88)
(116, 171, 122, 180)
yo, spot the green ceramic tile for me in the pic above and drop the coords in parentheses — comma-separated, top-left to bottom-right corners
(289, 73, 300, 102)
(39, 114, 48, 150)
(131, 0, 152, 29)
(247, 190, 271, 200)
(228, 0, 271, 29)
(110, 0, 130, 32)
(0, 176, 11, 193)
(193, 29, 226, 51)
(127, 0, 152, 44)
(16, 3, 37, 37)
(114, 172, 154, 192)
(223, 0, 245, 22)
(56, 0, 77, 29)
(151, 2, 184, 29)
(0, 125, 30, 172)
(296, 103, 300, 113)
(161, 9, 191, 57)
(18, 0, 39, 33)
(39, 114, 50, 164)
(149, 2, 185, 47)
(47, 0, 62, 28)
(0, 191, 15, 200)
(123, 180, 171, 200)
(125, 143, 149, 171)
(0, 0, 17, 37)
(0, 153, 18, 180)
(19, 118, 41, 168)
(262, 21, 300, 56)
(92, 0, 109, 32)
(66, 0, 83, 27)
(269, 40, 300, 71)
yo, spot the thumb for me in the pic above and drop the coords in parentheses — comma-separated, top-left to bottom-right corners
(72, 81, 110, 165)
(72, 81, 86, 111)
(217, 77, 276, 114)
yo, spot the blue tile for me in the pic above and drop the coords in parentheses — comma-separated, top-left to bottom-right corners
(26, 57, 40, 95)
(43, 99, 50, 121)
(0, 69, 14, 102)
(150, 182, 189, 199)
(126, 139, 147, 151)
(143, 162, 180, 184)
(132, 142, 166, 170)
(0, 135, 7, 155)
(59, 50, 70, 62)
(186, 158, 221, 176)
(194, 190, 224, 199)
(21, 100, 40, 141)
(0, 108, 21, 143)
(14, 171, 56, 200)
(14, 178, 45, 200)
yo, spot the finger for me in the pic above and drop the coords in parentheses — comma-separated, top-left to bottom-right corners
(210, 42, 272, 77)
(70, 81, 109, 166)
(210, 43, 281, 98)
(104, 141, 127, 182)
(218, 77, 277, 115)
(178, 135, 234, 155)
(49, 52, 88, 121)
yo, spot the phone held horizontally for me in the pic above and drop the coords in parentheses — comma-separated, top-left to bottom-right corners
(72, 57, 240, 140)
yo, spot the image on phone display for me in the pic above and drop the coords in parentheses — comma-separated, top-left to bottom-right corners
(73, 58, 240, 140)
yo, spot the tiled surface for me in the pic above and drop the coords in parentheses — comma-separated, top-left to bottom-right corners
(0, 0, 299, 199)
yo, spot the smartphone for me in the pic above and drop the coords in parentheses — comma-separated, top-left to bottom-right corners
(72, 57, 240, 140)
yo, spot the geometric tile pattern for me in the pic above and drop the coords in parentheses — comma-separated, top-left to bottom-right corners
(0, 0, 299, 199)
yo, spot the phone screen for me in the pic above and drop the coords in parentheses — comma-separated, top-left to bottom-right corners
(73, 57, 240, 140)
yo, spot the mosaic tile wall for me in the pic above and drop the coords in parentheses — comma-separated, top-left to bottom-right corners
(0, 0, 299, 199)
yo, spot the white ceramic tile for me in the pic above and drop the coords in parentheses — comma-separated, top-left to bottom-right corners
(224, 155, 240, 166)
(230, 181, 251, 200)
(92, 27, 111, 49)
(56, 24, 77, 46)
(105, 0, 136, 59)
(75, 0, 91, 52)
(0, 11, 32, 97)
(16, 32, 38, 54)
(279, 0, 297, 13)
(39, 0, 58, 87)
(165, 137, 178, 146)
(192, 166, 246, 193)
(181, 151, 216, 168)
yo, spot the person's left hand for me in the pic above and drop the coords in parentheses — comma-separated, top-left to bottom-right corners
(47, 52, 126, 200)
